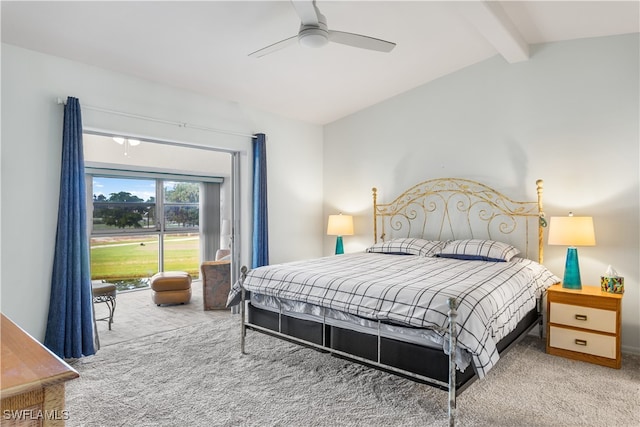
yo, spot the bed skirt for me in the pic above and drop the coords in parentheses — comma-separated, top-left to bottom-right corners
(246, 302, 541, 394)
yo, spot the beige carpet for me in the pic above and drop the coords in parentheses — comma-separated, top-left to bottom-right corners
(67, 313, 640, 427)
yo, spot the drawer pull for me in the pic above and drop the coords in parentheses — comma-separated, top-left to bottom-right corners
(575, 339, 588, 346)
(574, 314, 588, 321)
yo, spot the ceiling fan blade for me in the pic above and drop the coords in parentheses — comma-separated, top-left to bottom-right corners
(328, 31, 396, 53)
(248, 35, 298, 58)
(291, 0, 320, 26)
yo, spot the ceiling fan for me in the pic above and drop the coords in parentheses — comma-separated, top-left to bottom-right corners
(249, 0, 396, 58)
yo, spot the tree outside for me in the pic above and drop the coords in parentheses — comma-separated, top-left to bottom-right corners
(93, 191, 156, 230)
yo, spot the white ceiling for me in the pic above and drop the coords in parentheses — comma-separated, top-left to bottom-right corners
(2, 1, 638, 125)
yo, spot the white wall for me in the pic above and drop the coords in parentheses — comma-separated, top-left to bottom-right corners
(0, 44, 323, 340)
(3, 34, 637, 354)
(323, 34, 640, 353)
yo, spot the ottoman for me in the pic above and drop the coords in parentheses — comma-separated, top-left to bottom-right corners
(150, 271, 192, 306)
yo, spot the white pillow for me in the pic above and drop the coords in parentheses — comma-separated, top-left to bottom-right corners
(439, 239, 520, 262)
(366, 238, 446, 257)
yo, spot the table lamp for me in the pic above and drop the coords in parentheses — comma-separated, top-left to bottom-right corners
(327, 214, 354, 255)
(548, 213, 596, 289)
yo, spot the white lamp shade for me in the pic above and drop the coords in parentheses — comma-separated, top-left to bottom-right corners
(327, 214, 354, 236)
(548, 216, 596, 246)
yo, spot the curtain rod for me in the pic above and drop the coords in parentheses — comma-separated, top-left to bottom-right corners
(56, 97, 256, 139)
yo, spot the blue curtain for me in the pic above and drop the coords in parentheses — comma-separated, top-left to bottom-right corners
(44, 97, 95, 358)
(252, 133, 269, 268)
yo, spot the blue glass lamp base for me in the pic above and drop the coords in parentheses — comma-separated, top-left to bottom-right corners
(335, 236, 344, 255)
(562, 247, 582, 290)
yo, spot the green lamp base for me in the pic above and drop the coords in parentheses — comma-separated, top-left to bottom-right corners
(562, 247, 582, 290)
(335, 236, 344, 255)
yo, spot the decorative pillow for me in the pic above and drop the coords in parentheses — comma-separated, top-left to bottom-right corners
(439, 239, 520, 262)
(366, 238, 446, 257)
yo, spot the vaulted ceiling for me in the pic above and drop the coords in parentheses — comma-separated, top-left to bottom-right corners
(2, 1, 638, 125)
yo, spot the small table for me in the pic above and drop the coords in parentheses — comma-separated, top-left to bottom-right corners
(1, 313, 79, 426)
(546, 284, 623, 368)
(92, 281, 117, 330)
(201, 260, 231, 310)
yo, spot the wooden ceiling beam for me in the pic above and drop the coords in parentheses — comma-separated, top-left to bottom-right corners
(456, 1, 530, 63)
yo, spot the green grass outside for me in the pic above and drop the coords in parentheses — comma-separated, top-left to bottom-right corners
(90, 235, 200, 281)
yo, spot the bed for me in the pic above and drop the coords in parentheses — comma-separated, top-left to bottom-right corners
(228, 178, 559, 426)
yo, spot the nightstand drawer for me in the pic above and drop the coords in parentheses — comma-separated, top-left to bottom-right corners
(549, 302, 616, 333)
(549, 326, 616, 359)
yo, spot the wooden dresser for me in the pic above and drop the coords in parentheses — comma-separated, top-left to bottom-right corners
(546, 284, 623, 368)
(1, 313, 79, 426)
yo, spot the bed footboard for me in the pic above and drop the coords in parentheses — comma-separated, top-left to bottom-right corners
(448, 298, 458, 427)
(239, 267, 467, 425)
(238, 274, 542, 426)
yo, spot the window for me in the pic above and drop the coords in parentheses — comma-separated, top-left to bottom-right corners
(88, 175, 219, 291)
(163, 181, 199, 231)
(92, 177, 156, 233)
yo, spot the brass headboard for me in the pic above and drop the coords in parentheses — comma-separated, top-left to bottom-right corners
(372, 178, 546, 263)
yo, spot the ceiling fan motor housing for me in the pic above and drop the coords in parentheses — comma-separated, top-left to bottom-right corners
(298, 13, 329, 48)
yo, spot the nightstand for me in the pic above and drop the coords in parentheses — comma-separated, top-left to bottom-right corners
(546, 284, 623, 368)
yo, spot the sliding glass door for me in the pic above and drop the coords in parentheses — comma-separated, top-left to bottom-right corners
(89, 176, 206, 291)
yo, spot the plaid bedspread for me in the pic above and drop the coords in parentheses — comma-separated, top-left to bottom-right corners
(229, 253, 559, 378)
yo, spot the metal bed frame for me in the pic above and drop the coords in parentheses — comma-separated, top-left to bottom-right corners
(239, 178, 546, 426)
